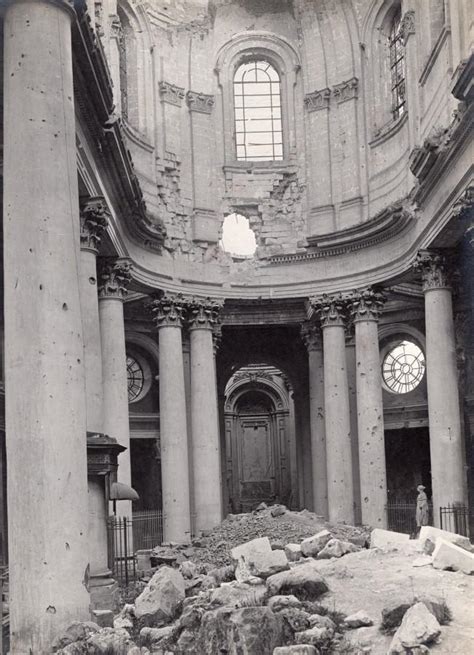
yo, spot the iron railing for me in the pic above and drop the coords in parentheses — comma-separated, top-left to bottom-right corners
(439, 504, 471, 537)
(107, 510, 164, 584)
(386, 502, 433, 536)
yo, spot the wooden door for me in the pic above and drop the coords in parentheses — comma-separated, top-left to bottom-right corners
(238, 415, 276, 511)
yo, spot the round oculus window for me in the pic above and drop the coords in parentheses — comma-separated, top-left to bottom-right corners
(382, 340, 425, 394)
(127, 355, 145, 402)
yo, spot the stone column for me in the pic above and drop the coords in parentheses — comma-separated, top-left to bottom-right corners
(349, 288, 387, 528)
(3, 1, 90, 650)
(98, 258, 132, 515)
(301, 322, 328, 518)
(414, 251, 466, 523)
(312, 294, 354, 524)
(188, 298, 224, 534)
(150, 294, 191, 543)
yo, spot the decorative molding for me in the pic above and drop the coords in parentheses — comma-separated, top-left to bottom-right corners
(332, 77, 358, 104)
(310, 293, 349, 328)
(451, 52, 474, 104)
(186, 90, 215, 114)
(304, 88, 331, 112)
(109, 14, 122, 38)
(400, 10, 415, 45)
(232, 370, 274, 383)
(300, 321, 323, 350)
(409, 125, 451, 181)
(150, 293, 188, 328)
(80, 196, 109, 253)
(348, 287, 386, 323)
(98, 258, 132, 300)
(159, 81, 185, 107)
(187, 297, 224, 330)
(413, 250, 453, 291)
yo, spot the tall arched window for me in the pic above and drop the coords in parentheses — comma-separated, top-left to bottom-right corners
(233, 60, 283, 161)
(389, 7, 406, 120)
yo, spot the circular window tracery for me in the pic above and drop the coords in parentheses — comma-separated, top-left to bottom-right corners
(382, 340, 425, 394)
(127, 355, 145, 402)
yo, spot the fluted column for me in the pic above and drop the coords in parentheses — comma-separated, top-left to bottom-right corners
(312, 294, 354, 524)
(151, 294, 191, 543)
(188, 298, 224, 534)
(414, 251, 466, 523)
(349, 288, 387, 528)
(3, 1, 90, 650)
(98, 258, 132, 515)
(301, 321, 328, 518)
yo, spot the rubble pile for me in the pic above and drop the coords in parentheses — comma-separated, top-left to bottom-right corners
(51, 514, 474, 654)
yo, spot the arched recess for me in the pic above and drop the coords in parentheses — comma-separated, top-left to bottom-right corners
(224, 376, 294, 513)
(215, 32, 301, 164)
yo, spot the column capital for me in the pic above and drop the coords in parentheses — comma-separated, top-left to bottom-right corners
(310, 293, 349, 328)
(301, 321, 323, 351)
(348, 287, 386, 323)
(187, 296, 224, 331)
(97, 258, 132, 300)
(413, 250, 453, 291)
(80, 197, 110, 254)
(150, 293, 188, 329)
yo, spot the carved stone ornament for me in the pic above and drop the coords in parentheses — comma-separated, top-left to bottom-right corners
(150, 293, 188, 328)
(300, 321, 323, 351)
(310, 293, 349, 328)
(186, 91, 215, 114)
(452, 186, 474, 221)
(109, 14, 122, 38)
(304, 88, 331, 112)
(348, 287, 386, 322)
(400, 10, 416, 45)
(80, 196, 110, 253)
(413, 250, 452, 291)
(159, 81, 185, 107)
(188, 296, 224, 330)
(98, 257, 132, 300)
(332, 77, 358, 104)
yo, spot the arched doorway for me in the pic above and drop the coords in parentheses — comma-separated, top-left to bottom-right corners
(224, 367, 294, 512)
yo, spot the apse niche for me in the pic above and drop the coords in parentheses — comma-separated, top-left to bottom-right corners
(220, 213, 257, 259)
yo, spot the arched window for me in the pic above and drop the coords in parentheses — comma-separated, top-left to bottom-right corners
(389, 7, 406, 120)
(233, 60, 283, 162)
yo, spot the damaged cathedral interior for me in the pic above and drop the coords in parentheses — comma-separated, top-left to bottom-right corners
(0, 0, 473, 652)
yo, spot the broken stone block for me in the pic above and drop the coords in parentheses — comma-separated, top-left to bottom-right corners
(136, 550, 152, 571)
(278, 607, 311, 632)
(268, 594, 301, 612)
(343, 610, 374, 628)
(418, 526, 473, 554)
(52, 621, 101, 652)
(248, 548, 290, 578)
(316, 538, 360, 559)
(134, 566, 185, 626)
(266, 560, 329, 600)
(295, 625, 333, 645)
(370, 528, 410, 549)
(307, 614, 336, 631)
(388, 602, 441, 653)
(285, 543, 302, 562)
(139, 626, 174, 648)
(231, 536, 272, 564)
(179, 560, 197, 579)
(271, 504, 287, 517)
(211, 581, 267, 608)
(86, 627, 138, 654)
(300, 530, 332, 557)
(113, 603, 135, 630)
(232, 536, 289, 581)
(273, 646, 318, 654)
(432, 538, 474, 574)
(91, 609, 113, 628)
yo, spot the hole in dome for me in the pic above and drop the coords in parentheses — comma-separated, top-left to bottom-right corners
(220, 213, 257, 258)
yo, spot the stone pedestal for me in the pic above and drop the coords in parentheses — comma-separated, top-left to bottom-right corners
(188, 298, 223, 534)
(3, 1, 90, 650)
(301, 322, 328, 518)
(312, 295, 354, 524)
(350, 289, 387, 528)
(415, 252, 466, 523)
(151, 295, 191, 543)
(98, 258, 133, 517)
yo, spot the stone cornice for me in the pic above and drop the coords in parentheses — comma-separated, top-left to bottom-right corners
(310, 293, 349, 328)
(400, 10, 416, 45)
(98, 258, 132, 300)
(159, 81, 185, 107)
(300, 321, 323, 350)
(150, 293, 188, 328)
(413, 250, 453, 291)
(187, 296, 224, 330)
(348, 287, 386, 323)
(80, 196, 110, 253)
(304, 88, 331, 112)
(186, 91, 215, 114)
(332, 77, 358, 104)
